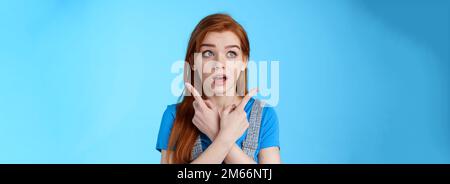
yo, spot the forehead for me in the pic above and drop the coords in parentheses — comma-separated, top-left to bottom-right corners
(201, 31, 241, 47)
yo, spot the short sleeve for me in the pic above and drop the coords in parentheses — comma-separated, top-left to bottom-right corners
(155, 104, 177, 152)
(258, 106, 280, 149)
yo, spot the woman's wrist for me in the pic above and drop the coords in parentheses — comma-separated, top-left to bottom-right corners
(206, 133, 216, 141)
(215, 132, 235, 148)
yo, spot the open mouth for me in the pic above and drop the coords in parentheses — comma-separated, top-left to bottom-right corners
(212, 74, 227, 86)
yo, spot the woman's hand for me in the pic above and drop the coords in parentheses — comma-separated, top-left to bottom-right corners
(185, 83, 220, 141)
(217, 89, 257, 144)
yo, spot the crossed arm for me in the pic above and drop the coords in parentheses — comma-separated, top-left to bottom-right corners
(161, 83, 281, 164)
(161, 146, 281, 164)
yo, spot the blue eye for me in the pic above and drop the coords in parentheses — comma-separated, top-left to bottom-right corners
(226, 51, 237, 58)
(202, 50, 214, 57)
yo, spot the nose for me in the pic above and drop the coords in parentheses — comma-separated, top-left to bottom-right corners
(213, 62, 224, 72)
(213, 52, 227, 71)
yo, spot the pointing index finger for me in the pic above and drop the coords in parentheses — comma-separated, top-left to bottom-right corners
(185, 82, 207, 109)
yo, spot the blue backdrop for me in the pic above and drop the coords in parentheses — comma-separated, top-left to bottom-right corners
(0, 0, 449, 163)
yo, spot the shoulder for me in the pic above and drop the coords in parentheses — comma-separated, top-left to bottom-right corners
(247, 99, 279, 127)
(160, 103, 178, 129)
(258, 102, 280, 149)
(156, 103, 178, 152)
(163, 104, 177, 118)
(261, 103, 278, 126)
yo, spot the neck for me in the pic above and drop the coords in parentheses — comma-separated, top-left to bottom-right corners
(209, 95, 242, 112)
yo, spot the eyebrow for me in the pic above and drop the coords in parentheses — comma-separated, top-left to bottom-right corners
(200, 44, 241, 50)
(225, 45, 241, 50)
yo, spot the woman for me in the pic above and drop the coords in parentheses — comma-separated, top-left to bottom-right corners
(156, 13, 280, 164)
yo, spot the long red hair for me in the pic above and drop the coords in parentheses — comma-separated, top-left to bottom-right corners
(167, 13, 250, 163)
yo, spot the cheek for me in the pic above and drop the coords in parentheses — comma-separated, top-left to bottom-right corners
(202, 72, 211, 81)
(200, 61, 214, 79)
(224, 66, 240, 83)
(231, 62, 244, 77)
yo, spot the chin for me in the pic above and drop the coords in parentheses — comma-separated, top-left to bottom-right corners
(211, 86, 226, 96)
(212, 85, 235, 96)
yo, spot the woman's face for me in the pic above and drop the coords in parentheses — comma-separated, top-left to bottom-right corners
(196, 31, 246, 97)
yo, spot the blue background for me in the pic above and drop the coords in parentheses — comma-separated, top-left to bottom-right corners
(0, 0, 449, 163)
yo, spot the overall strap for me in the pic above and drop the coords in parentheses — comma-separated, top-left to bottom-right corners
(242, 99, 265, 161)
(191, 134, 202, 160)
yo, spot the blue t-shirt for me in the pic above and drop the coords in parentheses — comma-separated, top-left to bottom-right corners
(156, 98, 279, 163)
